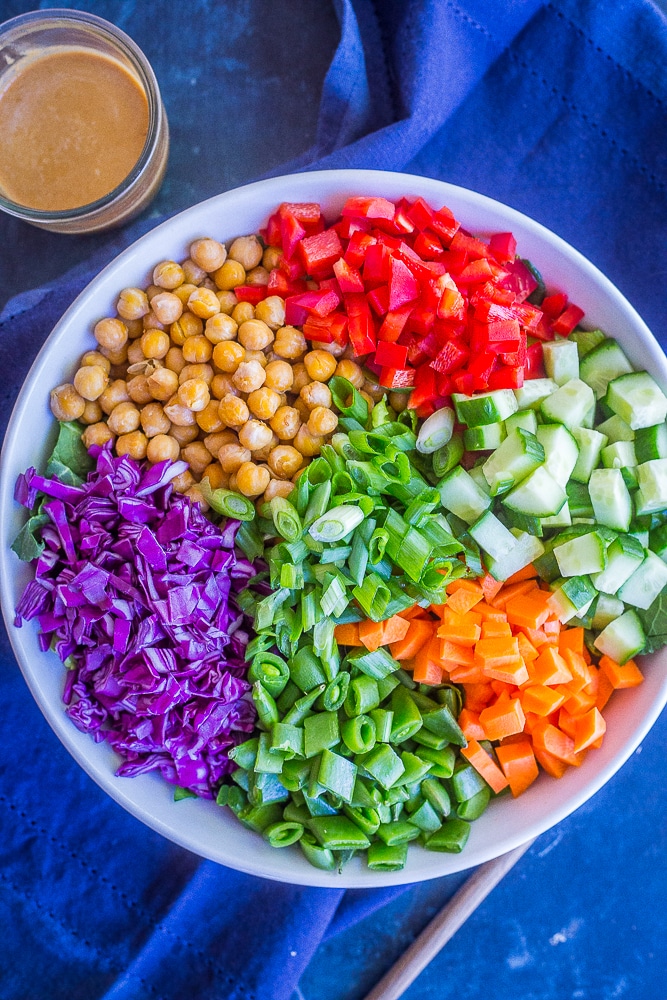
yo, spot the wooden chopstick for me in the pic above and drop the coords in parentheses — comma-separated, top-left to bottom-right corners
(361, 838, 536, 1000)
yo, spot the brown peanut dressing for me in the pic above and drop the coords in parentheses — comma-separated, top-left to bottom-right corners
(0, 47, 149, 211)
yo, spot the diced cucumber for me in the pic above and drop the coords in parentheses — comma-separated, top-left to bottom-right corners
(513, 378, 559, 410)
(628, 526, 650, 548)
(590, 534, 644, 595)
(548, 575, 597, 623)
(570, 427, 608, 483)
(595, 414, 635, 444)
(502, 466, 567, 519)
(468, 511, 517, 562)
(588, 468, 633, 532)
(533, 544, 561, 583)
(536, 424, 579, 486)
(566, 480, 595, 519)
(649, 523, 667, 561)
(468, 462, 492, 496)
(606, 371, 667, 430)
(553, 531, 607, 577)
(539, 378, 596, 431)
(593, 609, 646, 663)
(540, 501, 572, 529)
(617, 550, 667, 610)
(570, 327, 607, 358)
(481, 428, 545, 496)
(591, 594, 625, 631)
(581, 404, 597, 430)
(634, 423, 667, 463)
(463, 422, 506, 451)
(579, 338, 634, 399)
(502, 508, 543, 537)
(438, 466, 492, 524)
(635, 459, 667, 515)
(505, 409, 538, 436)
(452, 389, 518, 427)
(486, 529, 545, 582)
(601, 440, 637, 475)
(542, 339, 580, 386)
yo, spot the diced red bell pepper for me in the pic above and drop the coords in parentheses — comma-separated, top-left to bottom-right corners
(378, 367, 416, 389)
(451, 371, 478, 395)
(552, 303, 585, 335)
(378, 304, 413, 343)
(389, 200, 416, 235)
(267, 268, 307, 297)
(394, 241, 440, 282)
(389, 257, 420, 311)
(406, 197, 435, 232)
(299, 228, 343, 277)
(499, 332, 528, 368)
(344, 230, 376, 269)
(375, 341, 409, 369)
(334, 215, 372, 240)
(233, 285, 268, 305)
(487, 365, 524, 390)
(450, 230, 493, 259)
(512, 302, 544, 330)
(498, 259, 538, 302)
(279, 202, 322, 230)
(429, 338, 469, 375)
(530, 315, 556, 342)
(303, 312, 348, 347)
(263, 212, 282, 248)
(279, 253, 307, 281)
(526, 341, 546, 378)
(489, 232, 517, 262)
(413, 230, 444, 261)
(467, 350, 497, 391)
(439, 247, 469, 276)
(333, 257, 365, 294)
(434, 274, 466, 320)
(363, 242, 391, 285)
(341, 196, 396, 221)
(541, 292, 569, 318)
(285, 288, 340, 324)
(430, 205, 460, 244)
(406, 305, 436, 338)
(344, 292, 376, 356)
(367, 285, 390, 316)
(456, 258, 507, 286)
(408, 364, 437, 410)
(486, 318, 522, 352)
(280, 212, 307, 259)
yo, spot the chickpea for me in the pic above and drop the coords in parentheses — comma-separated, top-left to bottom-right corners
(300, 380, 332, 410)
(94, 317, 128, 352)
(216, 289, 238, 314)
(262, 246, 283, 270)
(247, 386, 281, 420)
(212, 340, 245, 373)
(293, 397, 312, 423)
(213, 259, 246, 290)
(269, 405, 301, 441)
(107, 401, 141, 435)
(388, 391, 409, 413)
(150, 292, 183, 325)
(146, 283, 162, 301)
(218, 393, 250, 428)
(80, 350, 111, 374)
(163, 396, 198, 427)
(187, 287, 221, 320)
(182, 257, 206, 286)
(210, 373, 238, 399)
(252, 433, 279, 463)
(204, 430, 237, 454)
(304, 349, 337, 382)
(205, 312, 238, 344)
(268, 445, 303, 479)
(144, 433, 179, 464)
(140, 329, 170, 360)
(185, 484, 209, 509)
(244, 349, 268, 368)
(335, 358, 365, 388)
(171, 469, 196, 493)
(171, 283, 199, 307)
(181, 441, 213, 475)
(140, 402, 171, 437)
(232, 360, 266, 393)
(147, 366, 179, 402)
(235, 461, 270, 497)
(80, 400, 103, 425)
(228, 473, 238, 492)
(263, 479, 295, 502)
(245, 265, 269, 286)
(182, 335, 213, 365)
(127, 375, 154, 405)
(228, 234, 263, 270)
(125, 318, 144, 340)
(311, 339, 345, 358)
(178, 378, 210, 412)
(238, 419, 273, 452)
(153, 260, 185, 290)
(116, 287, 150, 320)
(50, 383, 86, 421)
(255, 295, 286, 331)
(291, 362, 311, 393)
(231, 301, 255, 326)
(170, 311, 204, 346)
(363, 379, 385, 402)
(293, 423, 324, 457)
(190, 237, 227, 273)
(274, 325, 307, 360)
(179, 363, 214, 385)
(82, 422, 115, 449)
(115, 430, 148, 460)
(126, 340, 146, 366)
(73, 364, 109, 401)
(201, 462, 227, 490)
(308, 405, 338, 437)
(196, 400, 225, 434)
(165, 346, 186, 375)
(99, 379, 130, 415)
(170, 423, 200, 446)
(218, 443, 252, 473)
(264, 359, 294, 392)
(238, 318, 274, 351)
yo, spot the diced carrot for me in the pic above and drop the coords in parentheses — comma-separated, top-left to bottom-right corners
(484, 657, 530, 686)
(543, 618, 561, 638)
(562, 687, 597, 717)
(533, 745, 569, 778)
(595, 671, 614, 712)
(530, 646, 572, 686)
(503, 562, 539, 585)
(413, 658, 443, 685)
(480, 571, 504, 602)
(521, 684, 567, 717)
(519, 625, 552, 648)
(443, 606, 483, 628)
(440, 639, 475, 666)
(598, 655, 644, 689)
(516, 631, 539, 663)
(480, 621, 513, 638)
(334, 623, 363, 646)
(583, 665, 600, 698)
(557, 707, 578, 739)
(397, 605, 423, 620)
(389, 619, 433, 660)
(449, 663, 487, 684)
(446, 582, 484, 616)
(458, 708, 487, 740)
(358, 618, 385, 652)
(437, 620, 482, 646)
(505, 591, 552, 629)
(531, 721, 582, 766)
(461, 738, 510, 793)
(558, 626, 585, 657)
(462, 682, 495, 711)
(573, 707, 606, 753)
(496, 739, 539, 797)
(474, 636, 521, 669)
(379, 614, 411, 646)
(474, 602, 508, 622)
(561, 648, 591, 693)
(492, 579, 539, 611)
(479, 697, 526, 741)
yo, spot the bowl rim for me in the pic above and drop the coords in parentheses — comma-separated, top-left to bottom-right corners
(2, 167, 667, 887)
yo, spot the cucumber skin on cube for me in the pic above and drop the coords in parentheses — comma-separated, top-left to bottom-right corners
(513, 378, 559, 410)
(438, 466, 492, 524)
(591, 594, 625, 631)
(539, 378, 596, 431)
(570, 327, 607, 357)
(617, 550, 667, 610)
(588, 468, 633, 532)
(548, 575, 597, 623)
(569, 427, 607, 484)
(596, 414, 635, 444)
(593, 609, 646, 664)
(635, 459, 667, 515)
(605, 372, 667, 430)
(579, 338, 634, 399)
(468, 510, 517, 562)
(635, 423, 667, 463)
(486, 529, 545, 581)
(543, 339, 580, 386)
(505, 409, 538, 435)
(502, 465, 567, 518)
(463, 422, 506, 452)
(601, 440, 637, 473)
(536, 424, 579, 486)
(453, 389, 518, 427)
(481, 428, 545, 496)
(553, 531, 607, 577)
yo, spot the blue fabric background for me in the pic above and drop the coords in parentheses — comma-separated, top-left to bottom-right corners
(1, 2, 666, 998)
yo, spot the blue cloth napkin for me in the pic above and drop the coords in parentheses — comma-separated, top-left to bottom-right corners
(1, 1, 666, 998)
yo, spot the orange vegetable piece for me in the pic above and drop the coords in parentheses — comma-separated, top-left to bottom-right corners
(516, 631, 539, 663)
(531, 721, 582, 766)
(474, 636, 521, 669)
(334, 622, 363, 646)
(449, 663, 487, 684)
(492, 578, 539, 611)
(461, 738, 510, 794)
(445, 581, 484, 616)
(562, 687, 597, 717)
(458, 708, 486, 740)
(462, 682, 495, 711)
(557, 707, 578, 739)
(521, 684, 567, 717)
(530, 646, 572, 686)
(412, 658, 443, 685)
(479, 697, 526, 741)
(473, 601, 507, 622)
(505, 592, 552, 629)
(443, 606, 482, 628)
(437, 620, 482, 646)
(534, 745, 569, 778)
(595, 671, 614, 712)
(484, 657, 530, 686)
(358, 618, 385, 652)
(480, 621, 513, 638)
(496, 739, 539, 797)
(598, 655, 644, 689)
(561, 648, 591, 693)
(480, 571, 503, 602)
(558, 626, 585, 657)
(440, 640, 475, 666)
(389, 618, 433, 660)
(573, 707, 606, 753)
(503, 562, 538, 585)
(379, 614, 411, 646)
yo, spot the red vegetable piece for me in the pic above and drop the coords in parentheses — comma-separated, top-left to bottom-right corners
(267, 268, 306, 297)
(363, 243, 391, 285)
(451, 370, 477, 395)
(413, 230, 444, 260)
(344, 230, 376, 268)
(406, 197, 435, 231)
(344, 292, 376, 356)
(486, 318, 522, 351)
(279, 253, 306, 281)
(526, 342, 546, 378)
(378, 304, 413, 343)
(279, 201, 322, 229)
(263, 211, 282, 248)
(429, 338, 469, 375)
(280, 211, 307, 260)
(378, 366, 416, 389)
(388, 257, 420, 311)
(434, 274, 466, 320)
(450, 230, 492, 259)
(366, 285, 390, 316)
(341, 196, 396, 221)
(488, 365, 524, 390)
(408, 365, 437, 410)
(303, 312, 349, 347)
(489, 232, 517, 262)
(456, 258, 506, 285)
(552, 303, 585, 335)
(498, 259, 538, 302)
(333, 257, 365, 294)
(430, 205, 460, 244)
(233, 285, 267, 305)
(375, 341, 409, 369)
(541, 292, 569, 318)
(299, 228, 343, 277)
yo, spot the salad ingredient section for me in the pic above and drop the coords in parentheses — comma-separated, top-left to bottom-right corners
(13, 192, 667, 874)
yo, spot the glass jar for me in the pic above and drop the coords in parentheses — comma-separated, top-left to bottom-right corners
(0, 9, 169, 234)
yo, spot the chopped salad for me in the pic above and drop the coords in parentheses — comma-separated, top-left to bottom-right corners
(13, 193, 667, 873)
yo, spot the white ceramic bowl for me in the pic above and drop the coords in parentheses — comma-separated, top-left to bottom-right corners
(2, 169, 666, 887)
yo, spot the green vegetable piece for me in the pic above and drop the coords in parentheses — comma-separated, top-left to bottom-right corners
(279, 758, 310, 792)
(227, 737, 259, 771)
(303, 711, 340, 757)
(237, 802, 284, 833)
(408, 799, 442, 833)
(421, 703, 467, 747)
(341, 714, 377, 754)
(392, 751, 433, 786)
(317, 748, 358, 802)
(414, 745, 456, 779)
(254, 732, 284, 774)
(390, 686, 423, 743)
(270, 723, 304, 759)
(199, 480, 255, 521)
(290, 646, 328, 693)
(342, 804, 381, 837)
(451, 762, 488, 803)
(309, 815, 371, 850)
(376, 820, 421, 846)
(299, 832, 337, 870)
(421, 778, 452, 817)
(248, 652, 290, 698)
(369, 708, 394, 743)
(426, 817, 471, 853)
(173, 786, 197, 801)
(456, 786, 491, 820)
(322, 672, 350, 712)
(356, 743, 405, 790)
(367, 841, 408, 872)
(282, 683, 326, 726)
(47, 421, 94, 483)
(264, 821, 304, 848)
(252, 681, 279, 728)
(344, 675, 381, 717)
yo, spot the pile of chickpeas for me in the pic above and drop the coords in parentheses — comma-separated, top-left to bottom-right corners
(49, 232, 388, 509)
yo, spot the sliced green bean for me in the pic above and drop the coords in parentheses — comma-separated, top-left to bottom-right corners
(341, 714, 377, 754)
(309, 815, 371, 851)
(344, 675, 380, 718)
(317, 749, 358, 803)
(264, 821, 305, 848)
(376, 820, 421, 846)
(390, 686, 423, 743)
(300, 832, 337, 870)
(367, 841, 408, 871)
(425, 817, 471, 853)
(303, 711, 340, 757)
(456, 786, 491, 821)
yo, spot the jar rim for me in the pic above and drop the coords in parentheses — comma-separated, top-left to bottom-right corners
(0, 8, 164, 221)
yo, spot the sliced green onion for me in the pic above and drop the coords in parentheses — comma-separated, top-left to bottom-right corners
(329, 375, 370, 425)
(347, 646, 400, 681)
(322, 671, 350, 712)
(198, 479, 256, 520)
(352, 573, 391, 620)
(301, 587, 321, 632)
(254, 587, 291, 631)
(370, 396, 391, 428)
(372, 449, 411, 484)
(347, 461, 388, 493)
(331, 470, 355, 495)
(433, 431, 465, 479)
(319, 544, 352, 565)
(280, 561, 304, 590)
(331, 432, 363, 462)
(309, 505, 364, 542)
(320, 443, 346, 475)
(269, 497, 302, 542)
(369, 527, 389, 563)
(304, 480, 333, 526)
(235, 518, 265, 561)
(248, 652, 290, 698)
(416, 406, 455, 454)
(404, 488, 441, 526)
(329, 492, 377, 517)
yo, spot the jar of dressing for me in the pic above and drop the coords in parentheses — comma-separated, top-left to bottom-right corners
(0, 9, 169, 234)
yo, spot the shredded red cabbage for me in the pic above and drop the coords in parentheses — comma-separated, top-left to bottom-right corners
(14, 447, 257, 798)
